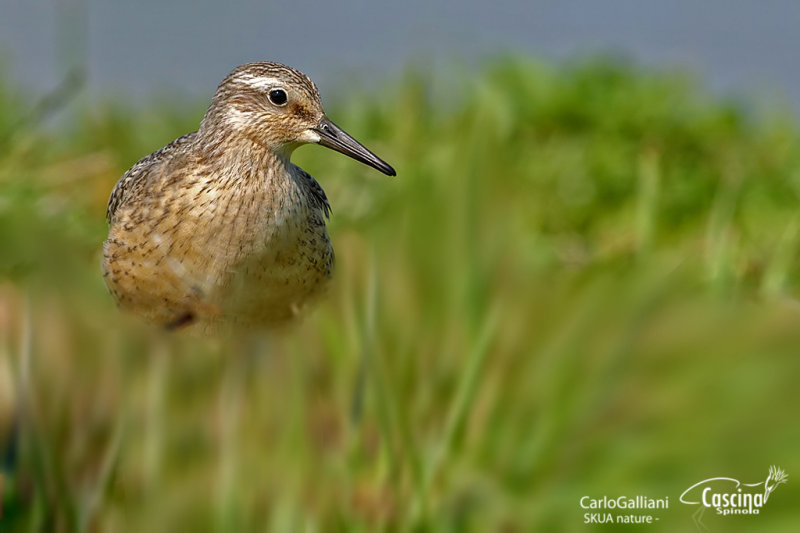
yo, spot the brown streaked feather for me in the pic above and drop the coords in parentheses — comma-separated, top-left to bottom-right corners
(106, 132, 197, 224)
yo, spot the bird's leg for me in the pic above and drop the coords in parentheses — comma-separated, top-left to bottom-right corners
(214, 334, 265, 528)
(143, 335, 170, 489)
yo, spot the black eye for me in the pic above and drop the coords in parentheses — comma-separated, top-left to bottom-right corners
(268, 88, 287, 106)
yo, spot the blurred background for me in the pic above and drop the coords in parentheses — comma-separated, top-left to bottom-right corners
(1, 1, 799, 531)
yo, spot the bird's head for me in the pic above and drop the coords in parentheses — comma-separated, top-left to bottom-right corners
(200, 61, 395, 176)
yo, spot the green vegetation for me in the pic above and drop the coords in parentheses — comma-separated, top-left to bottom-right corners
(1, 57, 799, 531)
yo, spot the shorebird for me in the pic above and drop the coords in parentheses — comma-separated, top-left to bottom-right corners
(102, 62, 395, 331)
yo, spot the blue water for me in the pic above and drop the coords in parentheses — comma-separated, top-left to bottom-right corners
(2, 0, 799, 115)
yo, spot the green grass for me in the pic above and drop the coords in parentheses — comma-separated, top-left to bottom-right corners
(1, 56, 800, 532)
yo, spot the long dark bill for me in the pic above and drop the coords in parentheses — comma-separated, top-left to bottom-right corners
(314, 117, 396, 176)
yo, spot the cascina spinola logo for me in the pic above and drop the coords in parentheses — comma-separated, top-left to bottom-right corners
(679, 465, 787, 529)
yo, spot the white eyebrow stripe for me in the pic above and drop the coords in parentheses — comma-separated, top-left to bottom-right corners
(236, 74, 282, 91)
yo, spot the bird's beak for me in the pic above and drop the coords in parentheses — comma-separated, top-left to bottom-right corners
(314, 117, 396, 176)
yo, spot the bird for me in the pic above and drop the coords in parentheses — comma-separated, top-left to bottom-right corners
(102, 61, 395, 332)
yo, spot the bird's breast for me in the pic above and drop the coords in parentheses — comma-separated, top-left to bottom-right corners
(195, 172, 334, 326)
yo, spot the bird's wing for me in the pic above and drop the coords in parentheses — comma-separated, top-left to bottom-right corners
(106, 132, 197, 224)
(293, 165, 331, 219)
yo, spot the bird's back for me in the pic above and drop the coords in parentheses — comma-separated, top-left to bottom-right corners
(106, 133, 197, 225)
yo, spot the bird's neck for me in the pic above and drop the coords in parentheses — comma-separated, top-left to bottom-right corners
(197, 129, 294, 184)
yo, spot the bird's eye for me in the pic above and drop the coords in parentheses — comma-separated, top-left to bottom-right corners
(268, 88, 288, 106)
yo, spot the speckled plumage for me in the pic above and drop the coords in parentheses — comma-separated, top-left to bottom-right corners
(102, 62, 394, 331)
